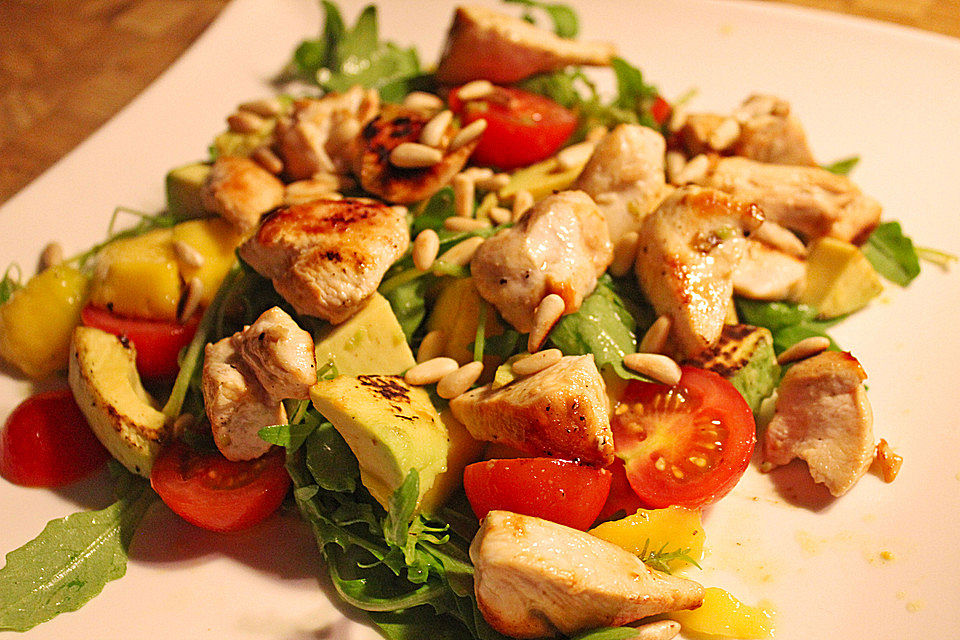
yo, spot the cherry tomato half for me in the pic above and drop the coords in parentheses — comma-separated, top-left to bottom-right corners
(595, 458, 645, 523)
(650, 95, 671, 126)
(463, 457, 612, 530)
(81, 304, 199, 379)
(0, 389, 109, 487)
(612, 366, 756, 509)
(150, 442, 290, 533)
(449, 85, 577, 169)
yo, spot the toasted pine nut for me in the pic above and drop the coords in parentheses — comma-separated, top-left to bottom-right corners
(632, 620, 682, 640)
(665, 150, 687, 184)
(475, 192, 498, 221)
(639, 315, 672, 354)
(413, 229, 440, 271)
(405, 357, 459, 386)
(609, 231, 640, 277)
(476, 173, 511, 192)
(172, 240, 205, 269)
(390, 142, 444, 168)
(753, 220, 807, 258)
(489, 206, 511, 225)
(449, 119, 488, 151)
(512, 349, 563, 376)
(227, 110, 267, 134)
(420, 110, 453, 148)
(512, 189, 534, 221)
(179, 277, 204, 323)
(436, 236, 485, 267)
(458, 167, 494, 182)
(456, 79, 494, 101)
(444, 217, 490, 232)
(285, 175, 340, 205)
(453, 173, 475, 218)
(708, 117, 741, 151)
(251, 145, 284, 174)
(556, 141, 595, 171)
(623, 352, 682, 386)
(402, 91, 444, 111)
(238, 97, 285, 118)
(585, 125, 609, 143)
(417, 330, 446, 363)
(594, 191, 619, 206)
(39, 242, 64, 271)
(528, 294, 566, 352)
(437, 361, 484, 399)
(777, 336, 830, 365)
(675, 153, 709, 184)
(875, 438, 903, 483)
(667, 105, 689, 133)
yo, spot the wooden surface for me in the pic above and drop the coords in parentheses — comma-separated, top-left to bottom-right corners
(1, 0, 958, 206)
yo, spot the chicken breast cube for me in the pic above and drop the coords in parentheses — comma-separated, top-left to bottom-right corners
(764, 350, 875, 496)
(574, 124, 670, 241)
(635, 186, 763, 358)
(700, 156, 881, 244)
(201, 156, 285, 234)
(239, 197, 409, 324)
(471, 511, 704, 639)
(435, 5, 616, 84)
(232, 306, 317, 401)
(471, 191, 613, 333)
(202, 337, 286, 461)
(449, 354, 614, 466)
(733, 239, 806, 301)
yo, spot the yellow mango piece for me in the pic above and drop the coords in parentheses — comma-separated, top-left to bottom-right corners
(419, 408, 486, 514)
(0, 265, 90, 379)
(426, 278, 503, 365)
(589, 506, 704, 570)
(499, 156, 587, 202)
(669, 587, 775, 639)
(89, 228, 182, 321)
(172, 218, 243, 307)
(799, 237, 883, 319)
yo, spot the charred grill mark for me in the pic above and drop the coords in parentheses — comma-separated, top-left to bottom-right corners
(358, 375, 413, 404)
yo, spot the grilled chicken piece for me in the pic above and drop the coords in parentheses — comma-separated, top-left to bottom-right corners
(699, 156, 881, 244)
(356, 104, 478, 204)
(202, 337, 286, 461)
(435, 5, 616, 84)
(274, 86, 380, 180)
(763, 350, 875, 496)
(239, 197, 409, 323)
(449, 355, 613, 466)
(733, 239, 806, 301)
(232, 306, 317, 401)
(635, 186, 763, 358)
(676, 95, 816, 166)
(201, 156, 284, 234)
(471, 511, 704, 639)
(574, 124, 670, 241)
(471, 191, 613, 333)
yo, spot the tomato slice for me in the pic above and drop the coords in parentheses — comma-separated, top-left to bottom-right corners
(651, 95, 671, 126)
(595, 458, 645, 523)
(449, 85, 577, 169)
(81, 304, 199, 379)
(0, 389, 110, 487)
(612, 366, 755, 509)
(150, 442, 290, 533)
(463, 457, 612, 530)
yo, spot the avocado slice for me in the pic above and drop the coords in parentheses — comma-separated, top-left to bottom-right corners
(310, 375, 450, 510)
(165, 162, 211, 218)
(799, 237, 883, 319)
(313, 293, 416, 377)
(684, 324, 780, 414)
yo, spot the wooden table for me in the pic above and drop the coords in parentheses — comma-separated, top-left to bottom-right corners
(1, 0, 957, 206)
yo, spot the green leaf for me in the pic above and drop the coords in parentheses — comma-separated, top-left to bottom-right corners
(821, 155, 860, 175)
(0, 472, 156, 631)
(258, 420, 317, 452)
(734, 298, 840, 354)
(0, 264, 21, 305)
(383, 470, 419, 548)
(504, 0, 579, 38)
(611, 57, 657, 111)
(862, 221, 921, 286)
(569, 628, 650, 640)
(304, 417, 360, 493)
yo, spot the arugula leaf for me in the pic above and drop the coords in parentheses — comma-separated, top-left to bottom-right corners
(0, 469, 156, 631)
(504, 0, 579, 38)
(258, 421, 316, 452)
(0, 264, 21, 305)
(862, 221, 921, 286)
(735, 298, 840, 354)
(303, 416, 360, 493)
(569, 628, 653, 640)
(821, 155, 860, 175)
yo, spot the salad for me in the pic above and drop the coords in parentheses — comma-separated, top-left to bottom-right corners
(0, 1, 951, 639)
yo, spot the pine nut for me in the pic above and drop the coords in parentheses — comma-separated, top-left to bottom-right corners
(172, 240, 205, 269)
(390, 142, 444, 168)
(609, 231, 640, 277)
(285, 175, 340, 205)
(489, 206, 511, 225)
(777, 336, 830, 365)
(453, 174, 475, 218)
(528, 294, 566, 352)
(436, 236, 485, 267)
(456, 79, 494, 101)
(675, 153, 709, 184)
(251, 145, 284, 174)
(444, 216, 490, 232)
(753, 220, 807, 258)
(420, 109, 453, 148)
(405, 357, 459, 386)
(449, 119, 488, 151)
(595, 191, 619, 205)
(238, 97, 285, 118)
(512, 348, 563, 376)
(708, 117, 741, 151)
(459, 167, 494, 182)
(476, 173, 511, 192)
(179, 277, 204, 323)
(639, 315, 672, 354)
(39, 242, 64, 271)
(556, 141, 595, 171)
(437, 361, 484, 399)
(417, 330, 446, 363)
(412, 229, 440, 271)
(585, 125, 608, 143)
(667, 105, 689, 133)
(632, 620, 682, 640)
(475, 192, 498, 221)
(665, 150, 687, 184)
(402, 91, 444, 111)
(227, 110, 267, 134)
(875, 438, 903, 483)
(512, 189, 534, 221)
(623, 352, 682, 386)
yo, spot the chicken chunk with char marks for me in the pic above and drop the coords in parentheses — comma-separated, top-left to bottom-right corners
(231, 306, 317, 401)
(201, 156, 285, 234)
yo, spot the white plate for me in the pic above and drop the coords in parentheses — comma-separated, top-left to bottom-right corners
(2, 1, 959, 638)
